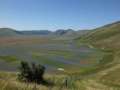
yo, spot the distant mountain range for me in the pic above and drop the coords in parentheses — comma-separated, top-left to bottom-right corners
(21, 30, 52, 35)
(0, 28, 89, 39)
(1, 21, 120, 41)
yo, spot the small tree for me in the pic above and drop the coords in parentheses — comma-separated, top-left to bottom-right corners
(18, 61, 45, 84)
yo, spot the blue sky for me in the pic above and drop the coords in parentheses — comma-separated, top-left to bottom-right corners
(0, 0, 120, 31)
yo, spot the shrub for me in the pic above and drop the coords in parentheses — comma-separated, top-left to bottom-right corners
(18, 61, 46, 84)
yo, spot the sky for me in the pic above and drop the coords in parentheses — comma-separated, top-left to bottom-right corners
(0, 0, 120, 31)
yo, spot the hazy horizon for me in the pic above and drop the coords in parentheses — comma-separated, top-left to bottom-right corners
(0, 20, 120, 31)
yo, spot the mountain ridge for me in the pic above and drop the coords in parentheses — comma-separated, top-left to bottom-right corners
(0, 28, 89, 38)
(77, 20, 120, 49)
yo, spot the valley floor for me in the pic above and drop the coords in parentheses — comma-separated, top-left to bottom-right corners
(0, 37, 120, 90)
(0, 53, 120, 90)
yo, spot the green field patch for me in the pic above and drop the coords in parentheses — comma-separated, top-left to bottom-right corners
(45, 50, 76, 59)
(32, 49, 101, 61)
(0, 56, 20, 64)
(32, 53, 69, 68)
(80, 52, 114, 75)
(32, 50, 76, 60)
(65, 50, 113, 75)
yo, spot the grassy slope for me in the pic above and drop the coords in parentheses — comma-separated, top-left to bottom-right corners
(76, 21, 120, 89)
(77, 21, 120, 49)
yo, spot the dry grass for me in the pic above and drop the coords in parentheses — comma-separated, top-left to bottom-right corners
(0, 67, 120, 90)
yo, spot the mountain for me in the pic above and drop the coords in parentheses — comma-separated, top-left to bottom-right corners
(53, 29, 90, 40)
(0, 28, 22, 37)
(0, 28, 89, 39)
(53, 29, 75, 36)
(0, 28, 53, 37)
(21, 30, 52, 35)
(77, 21, 120, 49)
(54, 29, 90, 36)
(76, 30, 90, 36)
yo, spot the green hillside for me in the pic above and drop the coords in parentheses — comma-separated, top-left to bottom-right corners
(76, 21, 120, 89)
(77, 21, 120, 49)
